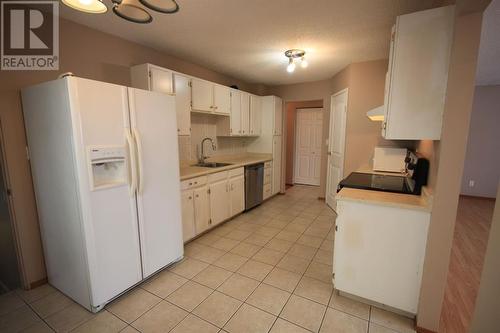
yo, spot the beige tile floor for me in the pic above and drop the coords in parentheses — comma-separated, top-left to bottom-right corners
(0, 185, 416, 333)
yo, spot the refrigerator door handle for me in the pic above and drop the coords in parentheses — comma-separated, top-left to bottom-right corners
(132, 128, 144, 195)
(125, 130, 138, 195)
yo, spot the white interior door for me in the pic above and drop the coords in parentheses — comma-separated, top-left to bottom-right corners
(326, 90, 348, 209)
(128, 88, 184, 278)
(294, 108, 323, 186)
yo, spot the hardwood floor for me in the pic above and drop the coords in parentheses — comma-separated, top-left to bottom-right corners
(439, 195, 495, 333)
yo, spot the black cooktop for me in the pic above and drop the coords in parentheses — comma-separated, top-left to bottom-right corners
(338, 172, 415, 195)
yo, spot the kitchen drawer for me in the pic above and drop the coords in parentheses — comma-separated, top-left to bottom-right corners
(263, 183, 272, 200)
(181, 176, 207, 190)
(208, 170, 228, 183)
(228, 167, 244, 178)
(264, 169, 272, 185)
(264, 161, 272, 169)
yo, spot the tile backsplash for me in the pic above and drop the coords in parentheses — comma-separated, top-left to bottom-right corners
(177, 113, 249, 162)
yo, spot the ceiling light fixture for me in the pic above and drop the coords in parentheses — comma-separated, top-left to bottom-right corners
(61, 0, 108, 13)
(285, 49, 307, 73)
(300, 56, 308, 68)
(62, 0, 180, 24)
(139, 0, 179, 14)
(112, 0, 152, 24)
(287, 58, 296, 73)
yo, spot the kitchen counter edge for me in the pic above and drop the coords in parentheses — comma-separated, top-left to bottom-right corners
(336, 187, 433, 212)
(180, 155, 273, 181)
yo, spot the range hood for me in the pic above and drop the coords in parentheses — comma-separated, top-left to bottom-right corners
(366, 105, 385, 121)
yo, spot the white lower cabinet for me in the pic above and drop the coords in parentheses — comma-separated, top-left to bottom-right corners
(230, 175, 245, 216)
(180, 168, 245, 241)
(263, 161, 272, 200)
(272, 136, 282, 195)
(194, 186, 211, 233)
(181, 191, 196, 242)
(209, 179, 231, 225)
(333, 198, 430, 314)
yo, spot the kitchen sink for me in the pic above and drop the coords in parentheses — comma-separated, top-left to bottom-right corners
(193, 162, 233, 168)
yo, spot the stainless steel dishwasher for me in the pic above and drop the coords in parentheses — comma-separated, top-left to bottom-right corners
(245, 163, 264, 210)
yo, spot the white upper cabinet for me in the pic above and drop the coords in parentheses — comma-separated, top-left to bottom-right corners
(191, 79, 231, 116)
(274, 97, 283, 135)
(216, 90, 257, 137)
(132, 64, 192, 135)
(230, 90, 242, 135)
(250, 94, 262, 136)
(149, 67, 173, 94)
(213, 84, 231, 115)
(173, 73, 191, 136)
(382, 5, 455, 140)
(131, 64, 173, 94)
(241, 92, 250, 135)
(191, 78, 214, 113)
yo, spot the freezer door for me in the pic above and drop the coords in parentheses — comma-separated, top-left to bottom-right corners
(69, 78, 143, 308)
(128, 88, 184, 278)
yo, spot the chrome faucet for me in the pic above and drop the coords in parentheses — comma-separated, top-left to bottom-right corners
(200, 137, 216, 163)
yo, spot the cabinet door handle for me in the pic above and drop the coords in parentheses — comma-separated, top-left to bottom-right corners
(189, 182, 192, 186)
(188, 196, 192, 199)
(196, 194, 199, 198)
(194, 181, 198, 185)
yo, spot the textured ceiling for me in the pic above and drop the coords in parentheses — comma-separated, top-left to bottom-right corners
(476, 0, 500, 86)
(60, 0, 442, 85)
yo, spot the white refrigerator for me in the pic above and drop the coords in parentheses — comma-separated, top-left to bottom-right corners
(22, 76, 184, 312)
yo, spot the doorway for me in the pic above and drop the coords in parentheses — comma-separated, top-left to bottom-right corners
(284, 100, 323, 188)
(0, 126, 21, 293)
(294, 108, 323, 186)
(325, 89, 348, 209)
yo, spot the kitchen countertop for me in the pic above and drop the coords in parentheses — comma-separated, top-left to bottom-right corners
(336, 187, 432, 212)
(179, 153, 273, 180)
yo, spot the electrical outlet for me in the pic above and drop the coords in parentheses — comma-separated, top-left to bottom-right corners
(469, 180, 475, 187)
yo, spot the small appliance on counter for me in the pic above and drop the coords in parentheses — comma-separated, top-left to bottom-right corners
(338, 151, 429, 195)
(372, 147, 409, 173)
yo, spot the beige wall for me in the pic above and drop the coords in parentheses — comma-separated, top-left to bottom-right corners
(460, 85, 500, 198)
(469, 183, 500, 333)
(417, 11, 484, 331)
(342, 60, 416, 175)
(0, 18, 262, 287)
(284, 100, 323, 185)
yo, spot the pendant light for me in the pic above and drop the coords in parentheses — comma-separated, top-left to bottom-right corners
(139, 0, 179, 14)
(61, 0, 107, 13)
(112, 0, 153, 24)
